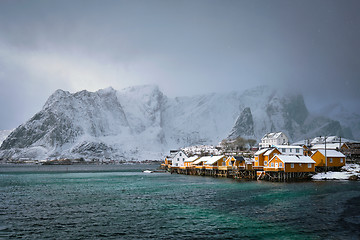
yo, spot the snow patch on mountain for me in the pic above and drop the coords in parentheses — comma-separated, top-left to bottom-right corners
(0, 130, 13, 146)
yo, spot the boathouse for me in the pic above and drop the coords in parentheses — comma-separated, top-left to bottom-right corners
(311, 149, 346, 169)
(184, 156, 200, 167)
(263, 148, 281, 166)
(264, 155, 315, 173)
(204, 155, 227, 169)
(254, 148, 268, 170)
(225, 156, 245, 169)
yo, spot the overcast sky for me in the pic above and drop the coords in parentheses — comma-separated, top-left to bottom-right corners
(0, 0, 359, 130)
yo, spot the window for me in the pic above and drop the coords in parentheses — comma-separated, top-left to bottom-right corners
(183, 158, 184, 161)
(289, 148, 292, 153)
(329, 158, 333, 163)
(282, 148, 286, 153)
(264, 161, 267, 166)
(340, 158, 343, 163)
(279, 162, 283, 168)
(299, 163, 302, 167)
(175, 163, 178, 166)
(180, 153, 182, 156)
(291, 164, 294, 168)
(308, 163, 312, 168)
(222, 162, 226, 166)
(177, 158, 179, 161)
(271, 162, 274, 167)
(296, 148, 299, 153)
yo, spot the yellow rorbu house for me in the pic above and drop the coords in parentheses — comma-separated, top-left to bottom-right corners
(254, 148, 281, 170)
(192, 156, 209, 169)
(263, 148, 281, 166)
(311, 149, 346, 168)
(264, 155, 316, 173)
(225, 156, 245, 169)
(184, 156, 200, 168)
(254, 149, 268, 170)
(203, 155, 227, 170)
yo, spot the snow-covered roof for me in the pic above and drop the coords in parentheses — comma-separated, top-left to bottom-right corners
(310, 136, 351, 144)
(293, 136, 356, 147)
(264, 148, 277, 156)
(166, 153, 177, 160)
(275, 145, 303, 149)
(317, 149, 345, 158)
(193, 157, 210, 165)
(255, 148, 268, 156)
(184, 156, 199, 162)
(272, 155, 315, 164)
(205, 155, 226, 165)
(261, 132, 284, 140)
(166, 150, 187, 160)
(291, 140, 307, 146)
(311, 143, 344, 150)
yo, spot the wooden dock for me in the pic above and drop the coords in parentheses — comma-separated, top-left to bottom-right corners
(161, 165, 313, 182)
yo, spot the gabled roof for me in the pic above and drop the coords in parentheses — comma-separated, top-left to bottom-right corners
(311, 143, 345, 150)
(264, 148, 278, 156)
(205, 155, 226, 165)
(193, 156, 210, 165)
(255, 148, 268, 156)
(261, 132, 284, 140)
(166, 153, 177, 160)
(272, 155, 315, 164)
(166, 150, 188, 160)
(275, 145, 303, 149)
(184, 156, 200, 162)
(316, 149, 345, 158)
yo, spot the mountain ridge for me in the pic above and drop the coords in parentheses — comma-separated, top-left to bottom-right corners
(0, 85, 357, 161)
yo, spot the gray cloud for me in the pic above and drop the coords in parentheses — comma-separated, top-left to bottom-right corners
(0, 0, 359, 129)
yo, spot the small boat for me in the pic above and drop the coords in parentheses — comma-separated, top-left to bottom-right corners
(143, 170, 153, 173)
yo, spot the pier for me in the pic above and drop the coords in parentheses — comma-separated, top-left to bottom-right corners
(162, 165, 313, 182)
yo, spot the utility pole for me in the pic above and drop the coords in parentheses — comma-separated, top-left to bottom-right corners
(325, 135, 327, 172)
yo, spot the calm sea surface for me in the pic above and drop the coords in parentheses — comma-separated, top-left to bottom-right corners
(0, 164, 359, 239)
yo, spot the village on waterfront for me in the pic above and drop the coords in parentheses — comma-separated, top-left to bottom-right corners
(161, 132, 360, 182)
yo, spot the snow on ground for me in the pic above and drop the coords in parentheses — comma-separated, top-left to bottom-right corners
(312, 164, 360, 180)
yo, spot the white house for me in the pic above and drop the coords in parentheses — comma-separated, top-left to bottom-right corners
(275, 145, 304, 156)
(259, 132, 289, 149)
(171, 150, 188, 167)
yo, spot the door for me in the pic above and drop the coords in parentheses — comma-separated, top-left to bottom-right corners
(275, 163, 278, 168)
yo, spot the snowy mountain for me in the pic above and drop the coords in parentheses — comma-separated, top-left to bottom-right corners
(0, 130, 12, 146)
(227, 86, 355, 142)
(0, 85, 357, 161)
(317, 103, 360, 140)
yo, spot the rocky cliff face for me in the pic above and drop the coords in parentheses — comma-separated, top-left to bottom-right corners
(228, 87, 353, 141)
(228, 107, 255, 139)
(0, 85, 356, 161)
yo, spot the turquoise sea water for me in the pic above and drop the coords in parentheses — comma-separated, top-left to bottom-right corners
(0, 164, 359, 239)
